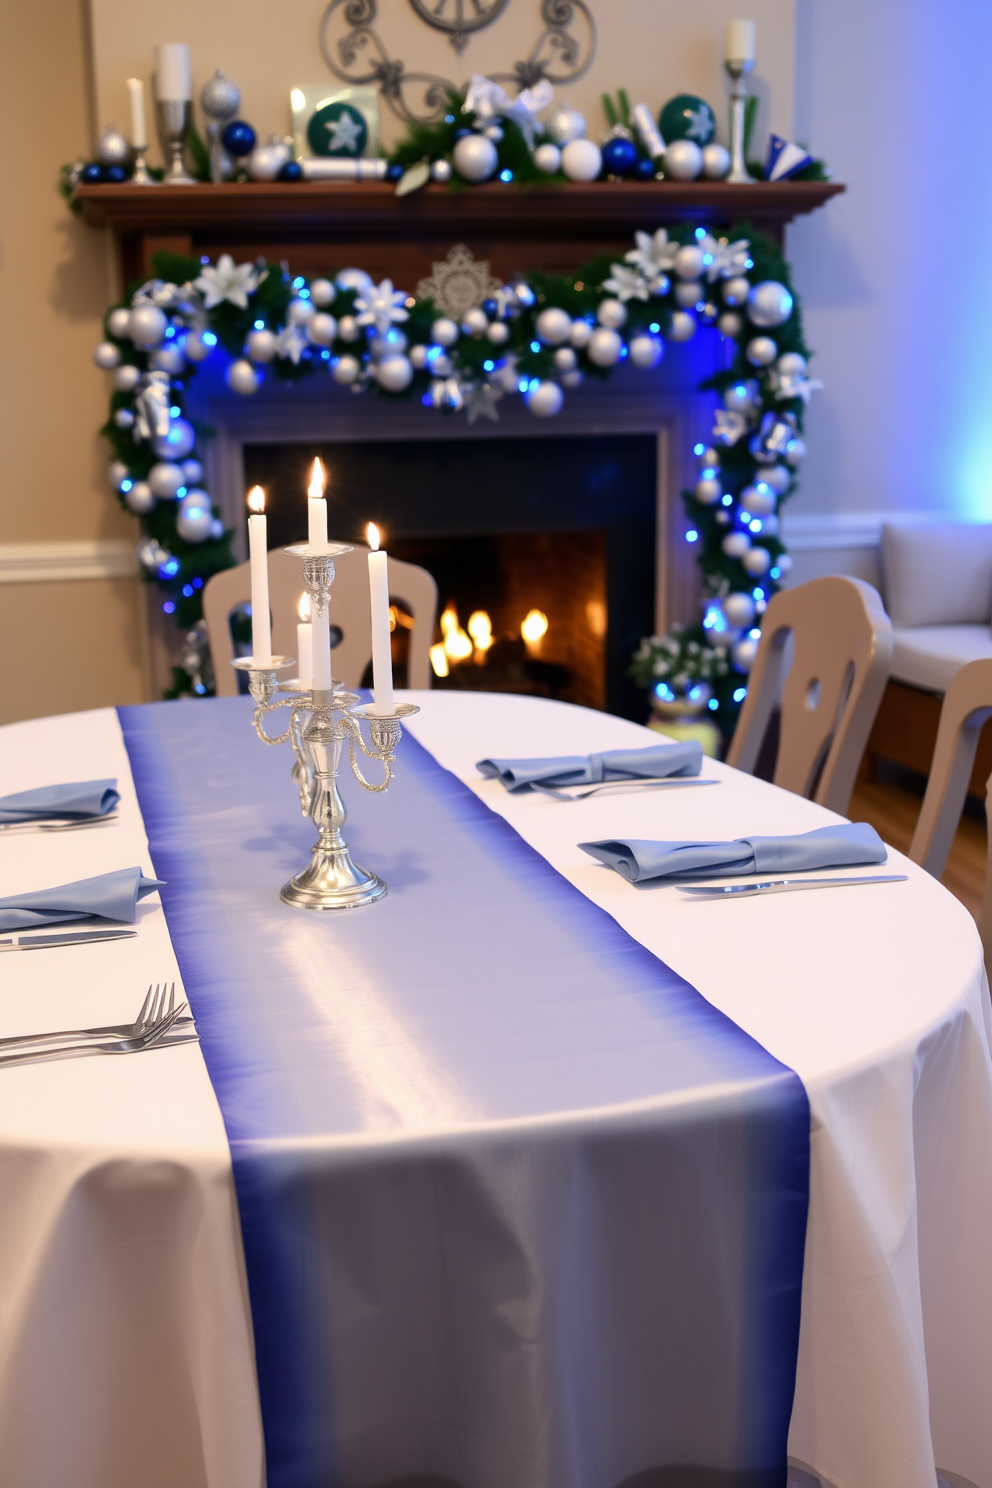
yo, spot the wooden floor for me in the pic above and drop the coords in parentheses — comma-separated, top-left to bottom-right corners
(849, 769, 987, 920)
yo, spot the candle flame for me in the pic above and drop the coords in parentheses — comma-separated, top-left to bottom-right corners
(429, 642, 450, 678)
(367, 522, 381, 552)
(298, 591, 311, 622)
(308, 458, 326, 501)
(247, 485, 266, 513)
(467, 610, 493, 655)
(521, 608, 549, 644)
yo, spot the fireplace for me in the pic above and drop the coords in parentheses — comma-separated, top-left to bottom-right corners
(243, 433, 657, 717)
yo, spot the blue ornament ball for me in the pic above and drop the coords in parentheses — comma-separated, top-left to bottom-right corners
(453, 127, 472, 141)
(103, 164, 128, 183)
(602, 136, 638, 177)
(385, 162, 404, 182)
(633, 155, 656, 180)
(222, 120, 256, 158)
(278, 160, 303, 182)
(82, 163, 103, 184)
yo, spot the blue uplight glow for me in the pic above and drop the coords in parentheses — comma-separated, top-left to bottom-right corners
(685, 529, 698, 542)
(733, 687, 747, 703)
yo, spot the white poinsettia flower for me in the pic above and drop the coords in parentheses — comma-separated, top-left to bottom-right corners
(275, 324, 310, 365)
(698, 234, 752, 282)
(132, 278, 189, 310)
(769, 368, 824, 405)
(712, 409, 749, 446)
(194, 254, 261, 310)
(354, 279, 410, 336)
(624, 229, 679, 280)
(602, 263, 651, 302)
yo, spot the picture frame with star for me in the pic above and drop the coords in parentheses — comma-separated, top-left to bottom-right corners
(290, 85, 380, 163)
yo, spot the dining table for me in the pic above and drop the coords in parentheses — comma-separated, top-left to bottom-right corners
(0, 689, 990, 1488)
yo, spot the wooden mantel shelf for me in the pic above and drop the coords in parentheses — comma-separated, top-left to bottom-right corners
(74, 179, 844, 291)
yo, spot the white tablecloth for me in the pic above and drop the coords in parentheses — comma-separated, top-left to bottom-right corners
(0, 694, 989, 1488)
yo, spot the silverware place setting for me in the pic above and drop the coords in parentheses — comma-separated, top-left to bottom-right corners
(0, 811, 120, 836)
(678, 873, 909, 899)
(0, 928, 138, 953)
(536, 778, 721, 801)
(0, 982, 198, 1068)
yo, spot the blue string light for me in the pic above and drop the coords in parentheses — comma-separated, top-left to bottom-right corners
(707, 697, 719, 710)
(685, 529, 698, 543)
(530, 341, 541, 353)
(483, 360, 495, 372)
(733, 687, 747, 703)
(162, 600, 176, 613)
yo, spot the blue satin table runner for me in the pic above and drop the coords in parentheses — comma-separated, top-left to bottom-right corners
(119, 698, 809, 1488)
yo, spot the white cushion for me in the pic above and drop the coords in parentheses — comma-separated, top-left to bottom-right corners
(891, 624, 992, 693)
(881, 521, 992, 627)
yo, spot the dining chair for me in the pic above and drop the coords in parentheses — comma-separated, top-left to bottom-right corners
(203, 543, 438, 698)
(909, 658, 992, 969)
(726, 576, 894, 816)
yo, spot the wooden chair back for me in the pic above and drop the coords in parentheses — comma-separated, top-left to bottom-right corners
(203, 544, 438, 697)
(726, 576, 893, 815)
(909, 658, 992, 972)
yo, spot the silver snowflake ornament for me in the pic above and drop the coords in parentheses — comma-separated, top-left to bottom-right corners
(354, 279, 410, 336)
(465, 381, 503, 424)
(698, 234, 752, 283)
(603, 263, 651, 302)
(712, 409, 749, 446)
(276, 324, 310, 365)
(684, 107, 712, 143)
(194, 254, 261, 310)
(625, 230, 680, 282)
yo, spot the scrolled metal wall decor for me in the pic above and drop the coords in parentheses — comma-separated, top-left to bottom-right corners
(319, 0, 596, 123)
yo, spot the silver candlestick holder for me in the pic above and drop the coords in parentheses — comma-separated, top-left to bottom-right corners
(130, 147, 158, 186)
(233, 541, 419, 911)
(725, 56, 755, 185)
(157, 99, 198, 185)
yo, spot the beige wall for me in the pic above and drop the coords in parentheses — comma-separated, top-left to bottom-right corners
(90, 1, 794, 161)
(0, 0, 147, 722)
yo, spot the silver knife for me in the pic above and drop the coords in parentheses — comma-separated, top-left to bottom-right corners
(0, 929, 138, 952)
(678, 873, 908, 897)
(0, 812, 119, 835)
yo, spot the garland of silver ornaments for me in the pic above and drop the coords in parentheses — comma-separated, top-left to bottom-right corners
(93, 214, 816, 723)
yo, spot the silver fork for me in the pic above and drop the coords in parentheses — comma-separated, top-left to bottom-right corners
(0, 1001, 191, 1068)
(535, 779, 720, 801)
(0, 983, 188, 1055)
(0, 813, 119, 836)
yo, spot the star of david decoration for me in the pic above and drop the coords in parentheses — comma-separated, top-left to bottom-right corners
(416, 245, 503, 321)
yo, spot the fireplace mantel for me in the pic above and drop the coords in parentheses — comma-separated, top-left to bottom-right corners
(75, 179, 843, 289)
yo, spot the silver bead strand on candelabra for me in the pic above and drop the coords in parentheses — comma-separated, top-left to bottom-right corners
(200, 69, 241, 184)
(234, 541, 419, 911)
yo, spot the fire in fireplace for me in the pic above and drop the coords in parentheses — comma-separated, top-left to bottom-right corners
(243, 432, 657, 719)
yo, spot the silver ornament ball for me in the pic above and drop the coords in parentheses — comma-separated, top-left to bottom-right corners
(695, 477, 721, 505)
(629, 334, 663, 369)
(597, 298, 627, 329)
(732, 636, 759, 672)
(723, 277, 751, 307)
(742, 546, 772, 575)
(148, 462, 185, 499)
(561, 139, 602, 182)
(724, 379, 758, 412)
(586, 327, 622, 367)
(740, 484, 775, 516)
(375, 354, 413, 392)
(673, 244, 705, 280)
(107, 307, 131, 339)
(248, 140, 290, 182)
(663, 140, 703, 180)
(536, 307, 572, 345)
(533, 143, 561, 174)
(777, 351, 808, 377)
(786, 437, 807, 466)
(336, 268, 372, 294)
(722, 532, 751, 558)
(93, 341, 121, 370)
(430, 158, 453, 183)
(453, 133, 498, 183)
(128, 304, 167, 349)
(152, 416, 196, 461)
(717, 312, 743, 338)
(182, 460, 203, 484)
(486, 321, 510, 346)
(526, 380, 564, 418)
(176, 502, 214, 544)
(151, 343, 186, 375)
(569, 318, 594, 347)
(113, 363, 141, 392)
(200, 69, 241, 121)
(337, 315, 360, 343)
(108, 460, 129, 489)
(409, 345, 429, 369)
(723, 592, 757, 629)
(308, 313, 338, 347)
(561, 369, 584, 389)
(309, 279, 336, 308)
(287, 297, 315, 326)
(461, 307, 489, 338)
(553, 346, 578, 372)
(184, 332, 212, 362)
(776, 553, 794, 574)
(114, 408, 134, 429)
(763, 465, 791, 493)
(226, 359, 260, 396)
(431, 317, 459, 347)
(746, 336, 778, 367)
(747, 280, 794, 328)
(702, 143, 731, 180)
(96, 127, 131, 167)
(667, 311, 696, 342)
(246, 328, 278, 362)
(332, 355, 361, 385)
(124, 480, 155, 514)
(674, 279, 703, 309)
(545, 103, 586, 145)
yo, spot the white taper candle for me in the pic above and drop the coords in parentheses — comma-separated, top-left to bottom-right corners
(126, 78, 148, 150)
(155, 43, 192, 101)
(297, 593, 313, 689)
(307, 458, 332, 689)
(725, 19, 756, 62)
(246, 487, 271, 664)
(367, 524, 394, 715)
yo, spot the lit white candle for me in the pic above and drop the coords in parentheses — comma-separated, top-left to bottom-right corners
(307, 459, 333, 691)
(126, 78, 148, 150)
(246, 486, 271, 664)
(155, 43, 192, 101)
(725, 19, 756, 63)
(297, 592, 313, 689)
(367, 523, 394, 715)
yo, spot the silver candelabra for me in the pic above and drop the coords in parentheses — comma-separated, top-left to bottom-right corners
(234, 541, 418, 911)
(725, 56, 755, 185)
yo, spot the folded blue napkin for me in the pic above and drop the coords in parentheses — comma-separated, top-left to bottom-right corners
(0, 779, 119, 824)
(579, 821, 886, 884)
(476, 741, 703, 793)
(0, 867, 165, 932)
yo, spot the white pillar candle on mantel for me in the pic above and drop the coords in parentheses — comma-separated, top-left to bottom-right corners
(155, 42, 192, 101)
(725, 19, 756, 63)
(367, 523, 394, 715)
(126, 78, 148, 149)
(246, 486, 272, 664)
(307, 458, 333, 690)
(297, 592, 313, 689)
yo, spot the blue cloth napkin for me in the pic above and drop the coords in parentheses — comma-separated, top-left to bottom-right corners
(0, 779, 119, 823)
(579, 821, 886, 884)
(0, 867, 165, 932)
(477, 741, 703, 793)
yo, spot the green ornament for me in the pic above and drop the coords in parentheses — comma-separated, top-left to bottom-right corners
(659, 95, 716, 148)
(307, 101, 368, 158)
